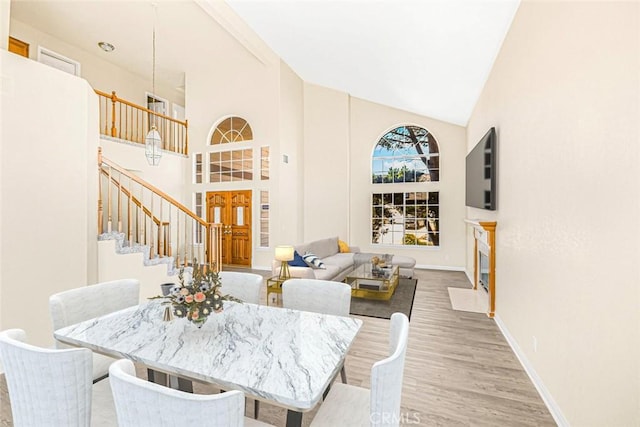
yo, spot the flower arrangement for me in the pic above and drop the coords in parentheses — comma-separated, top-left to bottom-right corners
(151, 261, 241, 328)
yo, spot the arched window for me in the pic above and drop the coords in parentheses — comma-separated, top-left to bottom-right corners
(206, 116, 265, 183)
(372, 125, 439, 183)
(210, 116, 253, 145)
(371, 125, 440, 247)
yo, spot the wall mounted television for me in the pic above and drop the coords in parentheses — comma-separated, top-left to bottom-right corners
(465, 127, 497, 210)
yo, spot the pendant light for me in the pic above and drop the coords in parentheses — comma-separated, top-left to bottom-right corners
(145, 4, 162, 166)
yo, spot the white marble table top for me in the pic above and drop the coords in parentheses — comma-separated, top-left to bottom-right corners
(54, 300, 362, 412)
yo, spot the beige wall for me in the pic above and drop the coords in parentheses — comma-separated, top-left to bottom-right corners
(0, 51, 99, 346)
(0, 1, 9, 50)
(303, 83, 351, 242)
(100, 138, 187, 204)
(302, 85, 467, 268)
(184, 22, 283, 270)
(278, 61, 305, 246)
(9, 19, 184, 110)
(349, 97, 467, 268)
(467, 1, 640, 424)
(98, 240, 172, 301)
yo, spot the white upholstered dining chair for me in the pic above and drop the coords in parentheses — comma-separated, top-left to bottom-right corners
(282, 278, 352, 317)
(218, 271, 263, 304)
(217, 271, 264, 418)
(49, 278, 140, 382)
(310, 312, 410, 427)
(109, 359, 273, 427)
(0, 329, 116, 427)
(283, 278, 352, 384)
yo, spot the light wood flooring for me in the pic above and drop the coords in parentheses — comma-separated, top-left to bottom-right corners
(0, 269, 555, 426)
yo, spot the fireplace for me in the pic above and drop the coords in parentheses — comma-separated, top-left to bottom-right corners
(479, 252, 489, 292)
(465, 219, 497, 317)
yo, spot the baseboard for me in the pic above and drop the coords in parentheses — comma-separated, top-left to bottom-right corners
(249, 265, 271, 272)
(493, 314, 569, 427)
(464, 269, 473, 285)
(415, 264, 465, 272)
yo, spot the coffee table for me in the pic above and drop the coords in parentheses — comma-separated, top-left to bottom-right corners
(345, 264, 399, 300)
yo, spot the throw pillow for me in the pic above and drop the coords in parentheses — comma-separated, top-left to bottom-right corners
(338, 239, 350, 253)
(288, 251, 308, 267)
(302, 252, 326, 269)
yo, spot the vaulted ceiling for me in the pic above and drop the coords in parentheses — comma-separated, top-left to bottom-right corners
(9, 0, 520, 126)
(225, 0, 520, 125)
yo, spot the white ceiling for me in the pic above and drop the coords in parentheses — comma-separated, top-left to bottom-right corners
(225, 0, 520, 125)
(9, 0, 520, 126)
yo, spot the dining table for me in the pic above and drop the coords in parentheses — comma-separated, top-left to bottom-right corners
(54, 299, 363, 427)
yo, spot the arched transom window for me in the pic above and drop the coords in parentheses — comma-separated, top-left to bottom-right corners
(210, 116, 253, 145)
(372, 125, 439, 183)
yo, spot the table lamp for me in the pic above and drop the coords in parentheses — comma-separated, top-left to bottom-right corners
(275, 245, 294, 281)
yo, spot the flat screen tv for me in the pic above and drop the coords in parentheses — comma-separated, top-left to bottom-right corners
(465, 127, 497, 210)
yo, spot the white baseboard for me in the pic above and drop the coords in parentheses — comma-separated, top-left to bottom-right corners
(464, 269, 473, 285)
(249, 265, 271, 272)
(493, 314, 569, 427)
(415, 264, 465, 272)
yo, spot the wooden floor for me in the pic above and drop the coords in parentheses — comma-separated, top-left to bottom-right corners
(0, 269, 555, 426)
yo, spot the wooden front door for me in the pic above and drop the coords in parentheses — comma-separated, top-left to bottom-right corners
(206, 190, 252, 267)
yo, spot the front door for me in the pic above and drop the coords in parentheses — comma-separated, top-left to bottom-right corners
(206, 190, 252, 267)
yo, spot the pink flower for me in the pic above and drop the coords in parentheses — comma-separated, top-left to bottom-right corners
(180, 288, 189, 296)
(185, 295, 194, 303)
(194, 292, 206, 302)
(191, 311, 199, 320)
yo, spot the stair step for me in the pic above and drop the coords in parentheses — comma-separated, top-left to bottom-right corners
(99, 232, 179, 275)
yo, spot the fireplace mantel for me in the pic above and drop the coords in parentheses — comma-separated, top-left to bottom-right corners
(465, 219, 497, 318)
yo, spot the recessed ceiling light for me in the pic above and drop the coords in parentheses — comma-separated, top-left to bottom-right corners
(98, 42, 115, 52)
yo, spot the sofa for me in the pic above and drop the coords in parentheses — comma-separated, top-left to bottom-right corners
(271, 236, 415, 282)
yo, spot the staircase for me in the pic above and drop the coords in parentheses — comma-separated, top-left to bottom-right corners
(97, 148, 221, 297)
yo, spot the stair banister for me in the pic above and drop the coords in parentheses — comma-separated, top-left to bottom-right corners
(98, 148, 221, 272)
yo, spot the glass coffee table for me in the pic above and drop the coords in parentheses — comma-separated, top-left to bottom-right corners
(344, 264, 399, 300)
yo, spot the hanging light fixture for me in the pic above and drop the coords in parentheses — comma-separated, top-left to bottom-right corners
(145, 4, 162, 166)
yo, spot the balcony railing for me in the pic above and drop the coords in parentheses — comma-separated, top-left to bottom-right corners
(95, 89, 188, 156)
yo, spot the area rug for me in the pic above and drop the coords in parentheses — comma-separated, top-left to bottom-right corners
(447, 287, 487, 314)
(349, 278, 417, 320)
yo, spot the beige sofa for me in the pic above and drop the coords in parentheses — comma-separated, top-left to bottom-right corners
(272, 237, 358, 282)
(271, 236, 415, 281)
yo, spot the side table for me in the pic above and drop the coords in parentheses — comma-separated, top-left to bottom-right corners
(266, 276, 286, 306)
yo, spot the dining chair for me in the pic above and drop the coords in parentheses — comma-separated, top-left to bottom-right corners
(49, 278, 140, 382)
(309, 312, 410, 427)
(108, 359, 273, 427)
(282, 278, 352, 383)
(218, 271, 263, 304)
(0, 329, 116, 427)
(282, 278, 351, 317)
(217, 271, 264, 418)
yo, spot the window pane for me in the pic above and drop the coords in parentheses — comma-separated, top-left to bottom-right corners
(259, 191, 269, 247)
(261, 146, 270, 181)
(211, 117, 253, 144)
(371, 190, 439, 247)
(372, 125, 439, 183)
(194, 153, 203, 184)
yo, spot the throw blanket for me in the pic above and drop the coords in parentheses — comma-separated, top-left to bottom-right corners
(353, 253, 393, 266)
